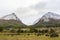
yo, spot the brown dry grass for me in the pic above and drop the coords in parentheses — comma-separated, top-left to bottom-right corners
(0, 33, 60, 40)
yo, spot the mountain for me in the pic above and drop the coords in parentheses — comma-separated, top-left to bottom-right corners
(1, 13, 20, 21)
(36, 12, 60, 23)
(0, 13, 27, 28)
(34, 12, 60, 27)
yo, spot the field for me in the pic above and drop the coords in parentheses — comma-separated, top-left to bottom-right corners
(0, 33, 60, 40)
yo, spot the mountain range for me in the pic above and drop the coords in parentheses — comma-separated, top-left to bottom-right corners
(0, 12, 60, 27)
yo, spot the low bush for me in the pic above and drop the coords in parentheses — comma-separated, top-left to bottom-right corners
(50, 32, 59, 37)
(0, 27, 3, 32)
(10, 29, 15, 33)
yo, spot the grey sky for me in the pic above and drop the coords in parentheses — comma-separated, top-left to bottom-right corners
(0, 0, 60, 25)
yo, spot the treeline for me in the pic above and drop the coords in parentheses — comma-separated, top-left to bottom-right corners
(0, 27, 59, 37)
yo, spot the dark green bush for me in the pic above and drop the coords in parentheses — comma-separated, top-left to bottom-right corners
(27, 34, 30, 36)
(49, 28, 55, 33)
(30, 28, 38, 33)
(36, 33, 42, 36)
(0, 27, 3, 32)
(10, 29, 15, 33)
(50, 32, 59, 37)
(17, 29, 21, 33)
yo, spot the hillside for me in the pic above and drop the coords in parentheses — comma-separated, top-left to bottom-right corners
(0, 13, 27, 28)
(33, 12, 60, 28)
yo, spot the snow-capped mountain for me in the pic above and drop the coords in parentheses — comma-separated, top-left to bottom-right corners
(0, 13, 27, 27)
(1, 13, 20, 21)
(42, 12, 60, 19)
(39, 12, 60, 22)
(34, 12, 60, 25)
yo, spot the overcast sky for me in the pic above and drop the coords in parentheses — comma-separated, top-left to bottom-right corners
(0, 0, 60, 25)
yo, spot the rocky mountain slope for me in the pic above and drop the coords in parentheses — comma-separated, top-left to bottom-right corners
(0, 13, 26, 27)
(34, 12, 60, 27)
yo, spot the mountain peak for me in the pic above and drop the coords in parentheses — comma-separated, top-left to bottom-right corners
(42, 12, 60, 19)
(34, 12, 60, 25)
(1, 13, 20, 21)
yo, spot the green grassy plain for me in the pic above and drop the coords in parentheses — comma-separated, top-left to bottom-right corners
(0, 33, 60, 40)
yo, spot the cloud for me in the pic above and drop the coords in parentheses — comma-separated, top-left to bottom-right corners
(30, 2, 47, 10)
(43, 0, 60, 15)
(15, 7, 39, 17)
(15, 0, 60, 25)
(16, 1, 47, 17)
(15, 1, 48, 25)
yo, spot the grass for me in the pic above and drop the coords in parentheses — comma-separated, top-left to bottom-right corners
(0, 33, 60, 40)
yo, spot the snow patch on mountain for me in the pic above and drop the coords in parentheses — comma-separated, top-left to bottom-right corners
(39, 12, 60, 22)
(1, 13, 20, 21)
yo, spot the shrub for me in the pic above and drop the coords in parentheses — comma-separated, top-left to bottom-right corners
(30, 28, 38, 33)
(27, 34, 30, 36)
(43, 30, 48, 33)
(17, 29, 21, 33)
(45, 28, 59, 37)
(0, 27, 3, 32)
(45, 33, 49, 36)
(50, 28, 55, 33)
(36, 33, 42, 36)
(10, 29, 15, 33)
(50, 32, 59, 37)
(20, 30, 24, 33)
(39, 29, 48, 34)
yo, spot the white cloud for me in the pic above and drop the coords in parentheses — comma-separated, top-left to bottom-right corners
(15, 1, 47, 25)
(16, 0, 60, 25)
(16, 7, 39, 17)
